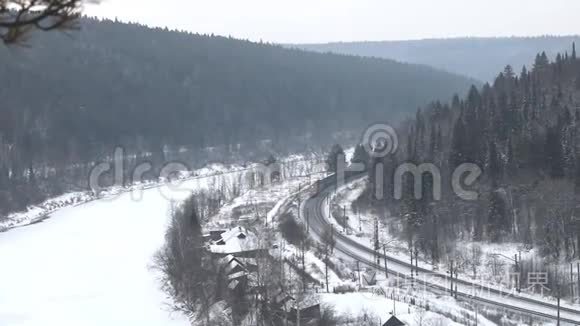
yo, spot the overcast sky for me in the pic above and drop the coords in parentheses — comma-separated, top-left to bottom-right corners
(86, 0, 580, 43)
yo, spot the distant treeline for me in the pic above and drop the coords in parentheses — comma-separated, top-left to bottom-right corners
(294, 36, 580, 81)
(0, 17, 474, 215)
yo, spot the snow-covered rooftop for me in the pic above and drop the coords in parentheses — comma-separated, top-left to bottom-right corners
(209, 226, 259, 254)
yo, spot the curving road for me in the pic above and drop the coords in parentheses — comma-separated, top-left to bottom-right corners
(302, 174, 580, 325)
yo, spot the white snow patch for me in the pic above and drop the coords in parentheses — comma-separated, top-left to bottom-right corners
(0, 188, 190, 326)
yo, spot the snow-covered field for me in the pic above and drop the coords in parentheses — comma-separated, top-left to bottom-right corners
(320, 292, 485, 326)
(0, 187, 189, 326)
(0, 155, 325, 325)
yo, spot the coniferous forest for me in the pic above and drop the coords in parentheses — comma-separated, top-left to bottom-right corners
(361, 44, 580, 276)
(0, 17, 475, 216)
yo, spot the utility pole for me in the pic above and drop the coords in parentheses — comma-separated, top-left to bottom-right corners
(325, 224, 333, 293)
(515, 253, 520, 293)
(393, 293, 396, 316)
(374, 218, 380, 265)
(301, 226, 306, 292)
(383, 245, 388, 279)
(577, 263, 580, 303)
(410, 245, 414, 286)
(343, 206, 347, 232)
(325, 247, 329, 293)
(280, 242, 285, 284)
(296, 301, 301, 326)
(297, 185, 301, 222)
(415, 246, 419, 276)
(265, 200, 268, 227)
(331, 224, 334, 252)
(571, 263, 575, 298)
(454, 268, 458, 299)
(450, 260, 454, 297)
(357, 261, 362, 287)
(557, 287, 561, 326)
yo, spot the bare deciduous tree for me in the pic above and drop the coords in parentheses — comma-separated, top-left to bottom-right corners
(0, 0, 94, 43)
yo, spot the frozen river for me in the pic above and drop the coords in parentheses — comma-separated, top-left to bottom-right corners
(0, 187, 190, 326)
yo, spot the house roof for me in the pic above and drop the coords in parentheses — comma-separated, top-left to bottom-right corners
(227, 279, 240, 290)
(274, 291, 295, 305)
(383, 316, 405, 326)
(224, 260, 244, 275)
(209, 226, 258, 254)
(288, 304, 321, 324)
(219, 254, 237, 266)
(227, 270, 248, 281)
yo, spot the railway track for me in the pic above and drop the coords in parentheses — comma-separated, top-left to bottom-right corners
(301, 174, 580, 325)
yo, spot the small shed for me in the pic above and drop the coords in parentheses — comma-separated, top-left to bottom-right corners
(383, 315, 405, 326)
(209, 230, 226, 241)
(363, 270, 377, 286)
(289, 304, 321, 325)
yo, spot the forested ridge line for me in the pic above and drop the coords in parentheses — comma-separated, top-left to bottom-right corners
(293, 36, 580, 81)
(0, 17, 475, 216)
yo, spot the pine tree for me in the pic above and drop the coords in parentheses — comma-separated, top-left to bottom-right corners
(488, 141, 501, 187)
(555, 53, 563, 73)
(534, 52, 549, 69)
(326, 144, 346, 174)
(351, 144, 370, 167)
(541, 51, 549, 64)
(487, 190, 508, 241)
(575, 160, 580, 193)
(506, 137, 517, 177)
(520, 65, 528, 80)
(450, 114, 466, 169)
(414, 109, 426, 158)
(504, 65, 515, 79)
(573, 42, 577, 61)
(429, 125, 438, 160)
(545, 127, 565, 178)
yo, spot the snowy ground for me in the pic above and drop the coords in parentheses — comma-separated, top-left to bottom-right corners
(0, 187, 190, 326)
(0, 154, 324, 326)
(326, 175, 580, 320)
(2, 150, 563, 325)
(320, 292, 486, 326)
